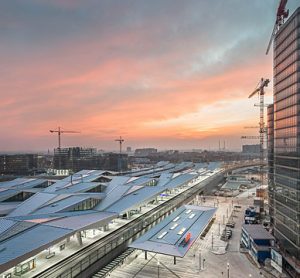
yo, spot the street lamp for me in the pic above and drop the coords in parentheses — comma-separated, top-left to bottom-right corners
(199, 250, 202, 271)
(227, 262, 230, 278)
(157, 260, 160, 278)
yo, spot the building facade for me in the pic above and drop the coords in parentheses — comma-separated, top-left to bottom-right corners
(241, 224, 275, 264)
(267, 104, 275, 225)
(53, 147, 128, 172)
(53, 147, 98, 170)
(0, 154, 38, 175)
(272, 7, 300, 277)
(242, 144, 260, 154)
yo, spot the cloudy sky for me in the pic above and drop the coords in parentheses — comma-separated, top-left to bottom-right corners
(0, 0, 299, 152)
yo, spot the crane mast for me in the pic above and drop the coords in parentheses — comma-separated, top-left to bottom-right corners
(49, 127, 80, 150)
(115, 136, 124, 154)
(49, 127, 80, 170)
(248, 78, 270, 186)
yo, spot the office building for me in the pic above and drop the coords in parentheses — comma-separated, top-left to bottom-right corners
(102, 153, 128, 172)
(0, 154, 38, 175)
(53, 147, 98, 171)
(270, 7, 300, 277)
(53, 147, 128, 173)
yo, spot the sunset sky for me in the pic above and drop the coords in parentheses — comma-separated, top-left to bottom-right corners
(1, 0, 299, 152)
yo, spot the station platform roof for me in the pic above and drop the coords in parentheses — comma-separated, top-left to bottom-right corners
(0, 162, 221, 274)
(129, 205, 216, 257)
(0, 210, 116, 272)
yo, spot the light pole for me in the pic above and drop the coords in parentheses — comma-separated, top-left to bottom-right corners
(157, 260, 160, 278)
(199, 250, 202, 271)
(211, 232, 214, 250)
(227, 262, 230, 278)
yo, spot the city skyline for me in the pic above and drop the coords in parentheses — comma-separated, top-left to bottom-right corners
(1, 0, 299, 151)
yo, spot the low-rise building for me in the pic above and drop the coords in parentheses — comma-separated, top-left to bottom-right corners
(241, 224, 275, 264)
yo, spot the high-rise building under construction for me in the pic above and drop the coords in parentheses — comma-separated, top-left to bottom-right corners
(269, 7, 300, 277)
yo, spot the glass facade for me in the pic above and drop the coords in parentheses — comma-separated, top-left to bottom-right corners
(268, 104, 275, 225)
(272, 7, 300, 276)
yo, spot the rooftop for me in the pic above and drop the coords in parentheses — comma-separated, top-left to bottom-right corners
(129, 205, 217, 257)
(242, 224, 274, 240)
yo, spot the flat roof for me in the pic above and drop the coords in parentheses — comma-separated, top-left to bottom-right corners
(129, 205, 216, 257)
(242, 224, 274, 240)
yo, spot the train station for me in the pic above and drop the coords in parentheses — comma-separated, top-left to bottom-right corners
(0, 162, 225, 278)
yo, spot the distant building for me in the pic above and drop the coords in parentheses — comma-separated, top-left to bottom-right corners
(0, 154, 38, 175)
(53, 147, 128, 173)
(126, 146, 132, 153)
(102, 153, 128, 172)
(54, 147, 97, 170)
(134, 148, 158, 157)
(242, 144, 260, 154)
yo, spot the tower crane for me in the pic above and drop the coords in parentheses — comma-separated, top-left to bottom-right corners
(248, 78, 270, 185)
(115, 136, 124, 154)
(266, 0, 289, 55)
(49, 127, 80, 150)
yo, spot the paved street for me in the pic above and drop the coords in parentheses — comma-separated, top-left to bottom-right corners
(109, 194, 263, 278)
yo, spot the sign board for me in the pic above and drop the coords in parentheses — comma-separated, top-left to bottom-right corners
(271, 249, 282, 273)
(185, 232, 191, 243)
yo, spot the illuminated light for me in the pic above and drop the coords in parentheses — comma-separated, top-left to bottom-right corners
(189, 213, 195, 219)
(177, 227, 186, 235)
(173, 216, 180, 222)
(170, 223, 178, 230)
(185, 209, 192, 214)
(157, 231, 168, 239)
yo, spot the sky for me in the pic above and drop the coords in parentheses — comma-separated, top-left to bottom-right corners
(0, 0, 299, 152)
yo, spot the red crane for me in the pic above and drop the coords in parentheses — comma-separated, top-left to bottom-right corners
(266, 0, 289, 55)
(49, 126, 80, 149)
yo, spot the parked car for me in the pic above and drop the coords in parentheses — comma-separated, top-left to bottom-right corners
(226, 222, 235, 228)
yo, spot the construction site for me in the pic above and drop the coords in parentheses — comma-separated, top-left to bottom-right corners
(0, 0, 300, 278)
